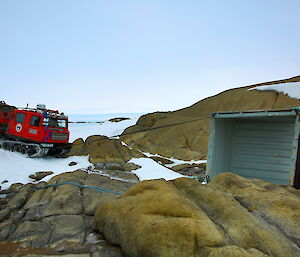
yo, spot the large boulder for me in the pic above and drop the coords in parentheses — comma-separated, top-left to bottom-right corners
(68, 138, 88, 156)
(86, 136, 143, 164)
(121, 76, 300, 160)
(68, 136, 144, 165)
(95, 173, 300, 257)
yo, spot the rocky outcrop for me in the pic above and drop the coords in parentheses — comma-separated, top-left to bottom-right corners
(121, 76, 300, 160)
(95, 173, 300, 257)
(109, 117, 130, 123)
(0, 169, 137, 256)
(68, 135, 144, 165)
(29, 171, 54, 181)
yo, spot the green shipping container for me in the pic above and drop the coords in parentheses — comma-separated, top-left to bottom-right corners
(206, 108, 300, 188)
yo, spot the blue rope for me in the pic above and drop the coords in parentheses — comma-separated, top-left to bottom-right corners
(33, 181, 123, 195)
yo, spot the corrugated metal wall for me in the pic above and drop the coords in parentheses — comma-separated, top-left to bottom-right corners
(207, 119, 233, 178)
(230, 119, 295, 184)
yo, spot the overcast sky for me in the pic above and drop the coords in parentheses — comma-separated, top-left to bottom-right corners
(1, 0, 299, 114)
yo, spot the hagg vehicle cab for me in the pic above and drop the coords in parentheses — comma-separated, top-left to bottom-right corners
(0, 102, 71, 157)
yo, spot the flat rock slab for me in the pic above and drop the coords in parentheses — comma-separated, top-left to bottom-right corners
(0, 169, 133, 256)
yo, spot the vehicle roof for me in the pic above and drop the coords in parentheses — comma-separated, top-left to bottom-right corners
(15, 108, 68, 119)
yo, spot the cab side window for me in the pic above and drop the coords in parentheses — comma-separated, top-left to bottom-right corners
(15, 113, 25, 123)
(30, 116, 41, 127)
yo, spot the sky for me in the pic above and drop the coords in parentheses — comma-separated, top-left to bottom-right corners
(1, 0, 300, 114)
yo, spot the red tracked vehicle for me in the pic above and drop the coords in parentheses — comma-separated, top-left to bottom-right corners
(0, 101, 71, 157)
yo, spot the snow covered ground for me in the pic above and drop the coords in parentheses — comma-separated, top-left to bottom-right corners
(131, 158, 186, 181)
(250, 81, 300, 99)
(0, 113, 205, 190)
(0, 149, 91, 190)
(68, 113, 142, 142)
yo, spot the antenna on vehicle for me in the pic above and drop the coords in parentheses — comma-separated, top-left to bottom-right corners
(26, 103, 29, 108)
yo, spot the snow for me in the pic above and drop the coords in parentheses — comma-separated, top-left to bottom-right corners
(68, 115, 141, 142)
(130, 158, 186, 181)
(0, 149, 91, 190)
(249, 82, 300, 100)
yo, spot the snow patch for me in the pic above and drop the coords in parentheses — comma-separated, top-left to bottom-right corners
(68, 115, 141, 142)
(130, 158, 186, 181)
(249, 82, 300, 100)
(0, 149, 91, 190)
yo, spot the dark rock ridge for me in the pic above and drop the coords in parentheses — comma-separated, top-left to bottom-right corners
(108, 117, 130, 123)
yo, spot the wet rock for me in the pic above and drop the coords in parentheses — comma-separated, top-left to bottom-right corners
(29, 171, 53, 181)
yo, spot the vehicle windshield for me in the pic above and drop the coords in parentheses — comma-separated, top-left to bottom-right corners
(43, 118, 67, 128)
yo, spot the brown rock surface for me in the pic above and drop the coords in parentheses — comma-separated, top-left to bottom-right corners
(95, 173, 300, 257)
(86, 136, 143, 164)
(121, 76, 300, 160)
(68, 135, 144, 165)
(68, 138, 87, 155)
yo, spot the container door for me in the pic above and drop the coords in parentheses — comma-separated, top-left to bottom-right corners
(230, 119, 295, 185)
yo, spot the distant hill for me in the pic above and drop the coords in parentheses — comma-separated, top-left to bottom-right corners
(121, 75, 300, 160)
